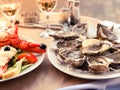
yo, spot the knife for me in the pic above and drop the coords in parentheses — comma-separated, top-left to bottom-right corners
(19, 23, 63, 31)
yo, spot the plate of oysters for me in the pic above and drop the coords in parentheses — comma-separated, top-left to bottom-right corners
(47, 20, 120, 79)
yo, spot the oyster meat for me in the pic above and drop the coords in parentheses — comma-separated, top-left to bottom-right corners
(57, 47, 86, 67)
(81, 39, 112, 55)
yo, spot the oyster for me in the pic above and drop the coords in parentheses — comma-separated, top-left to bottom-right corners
(57, 47, 86, 67)
(106, 51, 120, 65)
(57, 40, 82, 48)
(72, 23, 88, 36)
(87, 56, 113, 73)
(112, 43, 120, 50)
(50, 23, 88, 41)
(49, 32, 79, 41)
(97, 23, 118, 42)
(81, 39, 112, 55)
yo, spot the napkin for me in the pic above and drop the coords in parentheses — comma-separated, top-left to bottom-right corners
(57, 78, 120, 90)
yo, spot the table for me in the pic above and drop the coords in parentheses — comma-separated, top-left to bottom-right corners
(0, 16, 101, 90)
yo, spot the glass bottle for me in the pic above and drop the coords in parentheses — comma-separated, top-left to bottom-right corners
(67, 0, 80, 26)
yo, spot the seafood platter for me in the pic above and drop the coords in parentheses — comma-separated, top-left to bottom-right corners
(47, 21, 120, 79)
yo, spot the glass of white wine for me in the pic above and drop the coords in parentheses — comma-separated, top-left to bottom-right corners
(36, 0, 58, 38)
(0, 0, 21, 27)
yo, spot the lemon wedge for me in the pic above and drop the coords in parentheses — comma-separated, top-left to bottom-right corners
(2, 58, 24, 79)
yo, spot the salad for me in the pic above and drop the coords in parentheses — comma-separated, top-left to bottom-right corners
(0, 23, 46, 80)
(0, 45, 37, 79)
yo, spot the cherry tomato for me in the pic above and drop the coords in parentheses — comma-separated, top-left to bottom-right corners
(17, 52, 37, 63)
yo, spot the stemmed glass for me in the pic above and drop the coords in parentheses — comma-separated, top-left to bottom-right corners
(36, 0, 58, 38)
(0, 0, 21, 28)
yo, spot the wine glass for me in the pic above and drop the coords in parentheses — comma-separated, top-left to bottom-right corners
(0, 0, 21, 27)
(36, 0, 58, 38)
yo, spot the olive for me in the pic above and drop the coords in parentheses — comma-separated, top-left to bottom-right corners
(4, 46, 10, 51)
(40, 44, 47, 50)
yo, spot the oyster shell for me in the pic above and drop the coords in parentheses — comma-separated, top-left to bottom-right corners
(87, 56, 113, 73)
(72, 23, 88, 36)
(97, 23, 118, 42)
(106, 51, 120, 65)
(57, 47, 86, 67)
(57, 40, 82, 48)
(112, 43, 120, 50)
(49, 32, 79, 41)
(82, 39, 112, 55)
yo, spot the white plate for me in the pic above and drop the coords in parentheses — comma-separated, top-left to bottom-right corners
(0, 36, 45, 82)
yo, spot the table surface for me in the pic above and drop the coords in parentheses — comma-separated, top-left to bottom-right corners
(0, 15, 101, 90)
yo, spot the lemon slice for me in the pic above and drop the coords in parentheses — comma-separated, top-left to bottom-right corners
(2, 58, 24, 79)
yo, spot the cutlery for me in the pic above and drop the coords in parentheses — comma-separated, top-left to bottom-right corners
(19, 23, 62, 31)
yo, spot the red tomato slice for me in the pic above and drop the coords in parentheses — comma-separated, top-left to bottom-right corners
(0, 65, 8, 78)
(17, 52, 37, 63)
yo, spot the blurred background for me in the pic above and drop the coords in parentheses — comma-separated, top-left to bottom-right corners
(7, 0, 120, 24)
(80, 0, 120, 23)
(55, 0, 120, 23)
